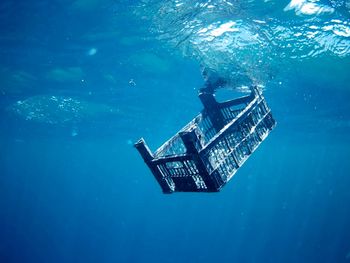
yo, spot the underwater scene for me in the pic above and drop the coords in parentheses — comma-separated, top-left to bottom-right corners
(1, 0, 350, 262)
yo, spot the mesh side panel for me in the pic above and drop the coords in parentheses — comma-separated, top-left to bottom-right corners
(157, 159, 209, 191)
(161, 160, 199, 177)
(154, 135, 186, 158)
(220, 104, 247, 124)
(201, 99, 274, 181)
(196, 113, 216, 145)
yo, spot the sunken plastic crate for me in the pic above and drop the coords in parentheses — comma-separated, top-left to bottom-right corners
(135, 87, 276, 193)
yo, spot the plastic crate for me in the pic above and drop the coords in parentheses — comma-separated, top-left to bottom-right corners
(135, 87, 276, 193)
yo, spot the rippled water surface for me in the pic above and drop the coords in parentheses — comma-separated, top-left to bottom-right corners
(1, 1, 350, 263)
(139, 0, 350, 86)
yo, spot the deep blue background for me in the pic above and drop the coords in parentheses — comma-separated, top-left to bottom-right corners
(1, 1, 350, 263)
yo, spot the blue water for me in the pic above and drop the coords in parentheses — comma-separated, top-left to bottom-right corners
(1, 0, 350, 262)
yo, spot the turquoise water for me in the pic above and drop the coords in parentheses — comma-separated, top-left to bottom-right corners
(1, 0, 350, 262)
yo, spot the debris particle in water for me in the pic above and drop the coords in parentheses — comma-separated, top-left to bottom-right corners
(129, 79, 136, 86)
(87, 48, 98, 56)
(71, 128, 79, 137)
